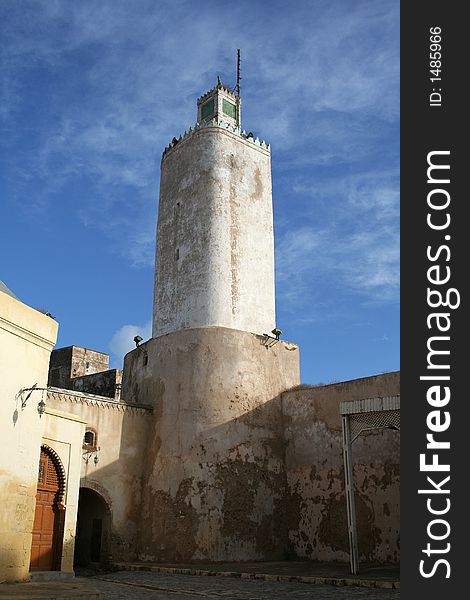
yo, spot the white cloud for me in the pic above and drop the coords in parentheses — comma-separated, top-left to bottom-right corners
(109, 320, 152, 368)
(2, 0, 399, 272)
(275, 168, 399, 313)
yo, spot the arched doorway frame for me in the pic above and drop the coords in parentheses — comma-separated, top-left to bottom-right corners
(30, 444, 67, 571)
(75, 479, 112, 566)
(79, 478, 113, 516)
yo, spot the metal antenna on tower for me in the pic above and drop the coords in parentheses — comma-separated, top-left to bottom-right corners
(236, 49, 241, 127)
(236, 49, 241, 97)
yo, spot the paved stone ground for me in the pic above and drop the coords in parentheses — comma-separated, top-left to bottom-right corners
(87, 571, 401, 600)
(0, 579, 100, 600)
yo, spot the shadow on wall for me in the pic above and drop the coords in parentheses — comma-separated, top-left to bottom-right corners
(281, 375, 400, 564)
(122, 382, 400, 564)
(136, 391, 289, 562)
(41, 371, 399, 568)
(67, 423, 148, 566)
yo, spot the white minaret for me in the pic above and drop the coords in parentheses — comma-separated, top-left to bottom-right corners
(152, 80, 275, 338)
(123, 76, 300, 563)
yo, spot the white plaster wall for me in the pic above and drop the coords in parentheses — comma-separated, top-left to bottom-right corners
(153, 127, 275, 338)
(0, 290, 58, 582)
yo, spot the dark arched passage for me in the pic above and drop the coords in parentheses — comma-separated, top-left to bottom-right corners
(74, 487, 110, 567)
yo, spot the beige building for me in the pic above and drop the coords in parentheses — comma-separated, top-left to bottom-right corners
(0, 80, 399, 584)
(0, 283, 150, 583)
(0, 282, 63, 582)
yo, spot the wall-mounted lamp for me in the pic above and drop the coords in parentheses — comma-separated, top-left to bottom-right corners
(261, 327, 283, 349)
(134, 335, 148, 363)
(37, 397, 46, 417)
(82, 446, 101, 465)
(18, 384, 48, 418)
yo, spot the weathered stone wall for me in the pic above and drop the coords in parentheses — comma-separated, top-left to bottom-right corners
(71, 369, 122, 399)
(0, 289, 58, 582)
(122, 327, 300, 562)
(153, 126, 275, 338)
(46, 388, 153, 563)
(48, 346, 73, 388)
(282, 372, 400, 564)
(48, 346, 109, 388)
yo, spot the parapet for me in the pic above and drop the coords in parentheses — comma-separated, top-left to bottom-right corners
(162, 119, 270, 159)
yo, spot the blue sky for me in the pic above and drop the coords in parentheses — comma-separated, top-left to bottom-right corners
(0, 0, 399, 384)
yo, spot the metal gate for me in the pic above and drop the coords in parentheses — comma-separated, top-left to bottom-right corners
(340, 395, 400, 574)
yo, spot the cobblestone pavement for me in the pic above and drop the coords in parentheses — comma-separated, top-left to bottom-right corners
(84, 571, 401, 600)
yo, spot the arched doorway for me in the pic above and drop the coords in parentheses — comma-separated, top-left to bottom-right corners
(30, 445, 66, 571)
(74, 487, 110, 567)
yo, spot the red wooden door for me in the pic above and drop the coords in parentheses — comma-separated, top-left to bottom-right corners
(30, 450, 60, 571)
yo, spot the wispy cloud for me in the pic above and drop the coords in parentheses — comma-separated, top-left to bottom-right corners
(2, 0, 399, 273)
(276, 169, 399, 315)
(109, 319, 152, 368)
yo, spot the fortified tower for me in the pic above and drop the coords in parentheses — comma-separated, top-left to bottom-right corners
(123, 75, 300, 562)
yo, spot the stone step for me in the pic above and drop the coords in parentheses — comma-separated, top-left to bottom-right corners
(111, 562, 400, 590)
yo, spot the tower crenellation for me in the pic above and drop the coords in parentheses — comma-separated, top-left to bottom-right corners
(161, 77, 271, 158)
(162, 120, 270, 158)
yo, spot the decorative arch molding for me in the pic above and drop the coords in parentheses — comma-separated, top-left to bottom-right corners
(79, 478, 112, 515)
(30, 445, 67, 571)
(40, 443, 67, 508)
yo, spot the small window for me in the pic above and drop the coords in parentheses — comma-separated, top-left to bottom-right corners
(83, 429, 96, 448)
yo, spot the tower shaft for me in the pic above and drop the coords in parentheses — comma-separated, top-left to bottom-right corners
(152, 126, 275, 338)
